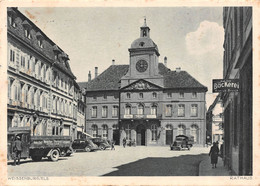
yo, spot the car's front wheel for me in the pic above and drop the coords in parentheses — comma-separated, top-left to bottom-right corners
(85, 147, 91, 152)
(100, 146, 105, 150)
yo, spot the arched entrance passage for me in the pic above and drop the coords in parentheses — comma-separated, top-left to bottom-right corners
(112, 124, 120, 145)
(136, 124, 146, 146)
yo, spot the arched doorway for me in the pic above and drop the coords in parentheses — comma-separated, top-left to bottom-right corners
(165, 124, 173, 145)
(112, 124, 120, 145)
(190, 124, 199, 144)
(136, 124, 145, 146)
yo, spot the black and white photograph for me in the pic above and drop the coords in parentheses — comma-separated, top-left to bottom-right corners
(0, 0, 259, 185)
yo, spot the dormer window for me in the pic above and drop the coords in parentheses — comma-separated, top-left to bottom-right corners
(22, 20, 32, 39)
(53, 45, 62, 61)
(8, 16, 16, 27)
(38, 39, 43, 48)
(7, 8, 17, 28)
(36, 32, 44, 48)
(25, 28, 31, 39)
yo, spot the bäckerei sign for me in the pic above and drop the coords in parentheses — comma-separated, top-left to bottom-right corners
(213, 79, 239, 92)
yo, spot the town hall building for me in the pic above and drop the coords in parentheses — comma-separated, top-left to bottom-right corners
(79, 19, 208, 146)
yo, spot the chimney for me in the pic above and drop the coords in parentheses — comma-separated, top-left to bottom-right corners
(112, 59, 115, 65)
(176, 67, 181, 72)
(164, 56, 167, 67)
(88, 71, 91, 82)
(95, 67, 98, 78)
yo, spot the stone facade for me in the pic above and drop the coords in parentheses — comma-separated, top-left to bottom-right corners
(80, 19, 207, 146)
(7, 8, 78, 140)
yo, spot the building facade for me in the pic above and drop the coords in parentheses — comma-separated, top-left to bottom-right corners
(206, 95, 223, 144)
(76, 87, 86, 139)
(221, 7, 252, 175)
(7, 8, 78, 140)
(80, 20, 208, 146)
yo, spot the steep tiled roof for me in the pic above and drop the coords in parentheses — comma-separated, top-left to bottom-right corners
(163, 71, 207, 89)
(7, 8, 76, 79)
(81, 65, 129, 91)
(79, 63, 207, 91)
(78, 82, 88, 90)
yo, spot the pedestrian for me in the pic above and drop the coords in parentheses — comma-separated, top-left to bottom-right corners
(220, 140, 224, 159)
(13, 136, 22, 166)
(111, 140, 115, 150)
(216, 141, 219, 148)
(123, 138, 126, 148)
(132, 139, 136, 147)
(209, 142, 219, 168)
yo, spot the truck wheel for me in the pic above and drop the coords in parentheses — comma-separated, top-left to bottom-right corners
(85, 147, 91, 152)
(50, 149, 59, 161)
(31, 156, 42, 161)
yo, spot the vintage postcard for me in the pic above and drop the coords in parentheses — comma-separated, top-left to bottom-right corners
(0, 0, 259, 185)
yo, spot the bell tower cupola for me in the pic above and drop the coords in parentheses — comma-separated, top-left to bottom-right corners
(120, 17, 164, 89)
(140, 17, 150, 38)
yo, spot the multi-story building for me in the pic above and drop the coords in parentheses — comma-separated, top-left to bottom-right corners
(76, 87, 86, 139)
(221, 7, 252, 175)
(7, 8, 78, 140)
(80, 19, 208, 146)
(206, 95, 223, 144)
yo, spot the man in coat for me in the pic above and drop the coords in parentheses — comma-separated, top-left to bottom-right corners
(13, 136, 22, 166)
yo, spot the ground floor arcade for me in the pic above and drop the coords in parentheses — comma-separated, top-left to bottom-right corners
(87, 119, 206, 146)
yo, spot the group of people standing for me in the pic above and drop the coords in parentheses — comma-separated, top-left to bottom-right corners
(122, 138, 136, 148)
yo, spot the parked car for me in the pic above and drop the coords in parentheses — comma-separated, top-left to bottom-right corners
(90, 138, 111, 150)
(72, 139, 98, 152)
(170, 135, 194, 151)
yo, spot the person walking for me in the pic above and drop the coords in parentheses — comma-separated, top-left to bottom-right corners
(123, 138, 126, 148)
(13, 136, 22, 166)
(111, 140, 115, 150)
(209, 142, 219, 168)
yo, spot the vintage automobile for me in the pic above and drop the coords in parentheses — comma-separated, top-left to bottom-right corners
(8, 128, 72, 162)
(170, 135, 194, 151)
(90, 137, 111, 150)
(72, 139, 98, 152)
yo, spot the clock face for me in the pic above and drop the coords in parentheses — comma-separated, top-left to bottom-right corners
(136, 60, 148, 72)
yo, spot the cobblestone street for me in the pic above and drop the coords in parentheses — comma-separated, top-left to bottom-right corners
(8, 146, 209, 177)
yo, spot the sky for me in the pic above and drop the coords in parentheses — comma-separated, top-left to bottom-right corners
(19, 7, 224, 108)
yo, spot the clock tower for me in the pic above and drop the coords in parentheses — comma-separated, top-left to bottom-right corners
(121, 18, 164, 88)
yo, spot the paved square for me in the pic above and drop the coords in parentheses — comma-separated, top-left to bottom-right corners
(8, 146, 210, 176)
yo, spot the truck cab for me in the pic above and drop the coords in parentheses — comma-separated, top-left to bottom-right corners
(8, 128, 30, 161)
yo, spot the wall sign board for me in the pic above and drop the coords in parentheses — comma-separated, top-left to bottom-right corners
(212, 79, 239, 92)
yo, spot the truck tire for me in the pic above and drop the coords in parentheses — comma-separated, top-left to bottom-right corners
(31, 156, 42, 161)
(50, 149, 59, 161)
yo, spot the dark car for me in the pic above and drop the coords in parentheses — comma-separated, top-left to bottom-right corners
(91, 138, 111, 150)
(170, 135, 194, 151)
(72, 139, 98, 152)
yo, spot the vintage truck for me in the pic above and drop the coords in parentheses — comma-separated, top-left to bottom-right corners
(8, 128, 72, 162)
